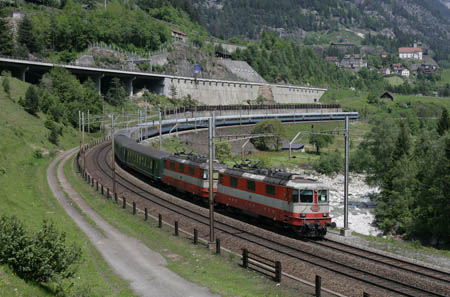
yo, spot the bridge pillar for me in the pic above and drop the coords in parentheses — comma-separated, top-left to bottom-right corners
(19, 67, 29, 82)
(126, 76, 136, 97)
(94, 74, 104, 96)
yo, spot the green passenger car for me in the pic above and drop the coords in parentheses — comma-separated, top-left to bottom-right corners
(114, 135, 170, 180)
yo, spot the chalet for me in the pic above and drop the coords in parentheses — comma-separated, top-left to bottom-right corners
(399, 47, 423, 60)
(379, 68, 391, 75)
(380, 92, 394, 101)
(340, 55, 367, 70)
(171, 29, 187, 42)
(418, 64, 437, 75)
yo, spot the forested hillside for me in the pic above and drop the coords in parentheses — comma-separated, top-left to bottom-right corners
(192, 0, 450, 67)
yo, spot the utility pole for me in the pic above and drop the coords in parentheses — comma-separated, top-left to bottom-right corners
(159, 109, 162, 150)
(208, 115, 215, 244)
(111, 114, 116, 199)
(79, 110, 81, 154)
(82, 112, 85, 170)
(342, 116, 350, 236)
(87, 110, 90, 145)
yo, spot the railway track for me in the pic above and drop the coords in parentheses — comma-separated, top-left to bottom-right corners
(86, 141, 450, 297)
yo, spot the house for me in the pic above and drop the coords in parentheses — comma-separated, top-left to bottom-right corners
(380, 92, 394, 101)
(340, 55, 367, 69)
(282, 144, 305, 152)
(418, 64, 437, 75)
(400, 68, 410, 77)
(171, 30, 187, 42)
(380, 53, 389, 59)
(379, 68, 391, 75)
(325, 56, 339, 66)
(399, 47, 423, 60)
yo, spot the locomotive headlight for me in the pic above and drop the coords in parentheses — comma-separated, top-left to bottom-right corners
(323, 213, 328, 217)
(300, 213, 306, 218)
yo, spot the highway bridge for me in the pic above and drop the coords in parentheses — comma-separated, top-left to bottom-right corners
(0, 56, 327, 105)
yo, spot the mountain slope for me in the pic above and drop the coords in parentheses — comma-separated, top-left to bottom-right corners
(192, 0, 450, 65)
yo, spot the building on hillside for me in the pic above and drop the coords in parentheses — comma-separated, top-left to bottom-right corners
(380, 92, 394, 101)
(340, 55, 367, 70)
(399, 47, 423, 60)
(325, 56, 339, 66)
(171, 30, 187, 42)
(418, 64, 438, 75)
(379, 68, 391, 75)
(380, 53, 389, 59)
(392, 64, 410, 77)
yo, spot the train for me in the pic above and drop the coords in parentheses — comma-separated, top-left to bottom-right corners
(114, 133, 335, 237)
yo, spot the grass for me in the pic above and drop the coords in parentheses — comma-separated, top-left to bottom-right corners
(384, 75, 404, 86)
(436, 69, 450, 87)
(0, 75, 136, 296)
(64, 154, 311, 297)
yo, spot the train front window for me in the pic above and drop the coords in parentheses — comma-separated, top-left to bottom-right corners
(292, 189, 299, 203)
(318, 190, 328, 203)
(213, 171, 219, 180)
(300, 190, 313, 203)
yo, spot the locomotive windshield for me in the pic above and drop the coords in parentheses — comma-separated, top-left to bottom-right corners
(203, 170, 219, 180)
(292, 189, 299, 203)
(318, 190, 328, 203)
(300, 190, 314, 203)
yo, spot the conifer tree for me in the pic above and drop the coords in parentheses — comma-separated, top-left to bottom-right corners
(18, 16, 37, 53)
(106, 77, 126, 106)
(437, 108, 450, 136)
(24, 85, 40, 115)
(0, 9, 13, 55)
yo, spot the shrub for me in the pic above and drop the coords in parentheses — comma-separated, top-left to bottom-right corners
(313, 149, 343, 175)
(0, 216, 81, 284)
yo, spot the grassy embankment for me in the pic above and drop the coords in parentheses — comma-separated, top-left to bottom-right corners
(0, 76, 135, 296)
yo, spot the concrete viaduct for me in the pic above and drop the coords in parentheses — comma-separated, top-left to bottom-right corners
(0, 56, 327, 105)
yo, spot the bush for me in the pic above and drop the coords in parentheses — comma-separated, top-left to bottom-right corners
(0, 216, 81, 284)
(250, 120, 286, 151)
(313, 149, 343, 175)
(216, 141, 232, 161)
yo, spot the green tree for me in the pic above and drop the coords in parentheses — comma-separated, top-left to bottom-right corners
(106, 77, 127, 106)
(2, 75, 10, 95)
(18, 15, 37, 53)
(24, 85, 40, 115)
(437, 108, 450, 136)
(0, 9, 13, 55)
(309, 134, 334, 154)
(216, 141, 232, 161)
(48, 122, 60, 145)
(250, 119, 286, 151)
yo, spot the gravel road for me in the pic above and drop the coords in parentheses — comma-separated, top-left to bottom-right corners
(47, 148, 220, 297)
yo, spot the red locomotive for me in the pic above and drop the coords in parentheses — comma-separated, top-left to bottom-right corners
(216, 167, 334, 237)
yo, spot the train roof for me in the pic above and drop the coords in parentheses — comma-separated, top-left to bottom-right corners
(115, 134, 171, 160)
(167, 154, 227, 170)
(219, 167, 328, 188)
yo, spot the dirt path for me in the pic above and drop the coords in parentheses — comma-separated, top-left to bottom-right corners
(47, 148, 220, 297)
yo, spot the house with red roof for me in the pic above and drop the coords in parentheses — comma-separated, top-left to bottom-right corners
(399, 47, 422, 60)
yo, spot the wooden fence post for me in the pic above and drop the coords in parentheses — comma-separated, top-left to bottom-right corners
(106, 188, 110, 199)
(216, 239, 220, 254)
(242, 249, 248, 269)
(194, 229, 198, 244)
(174, 221, 178, 236)
(122, 197, 126, 209)
(114, 193, 118, 204)
(144, 208, 148, 221)
(363, 293, 370, 297)
(101, 185, 104, 195)
(275, 261, 282, 283)
(96, 181, 98, 191)
(315, 275, 321, 297)
(158, 214, 162, 228)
